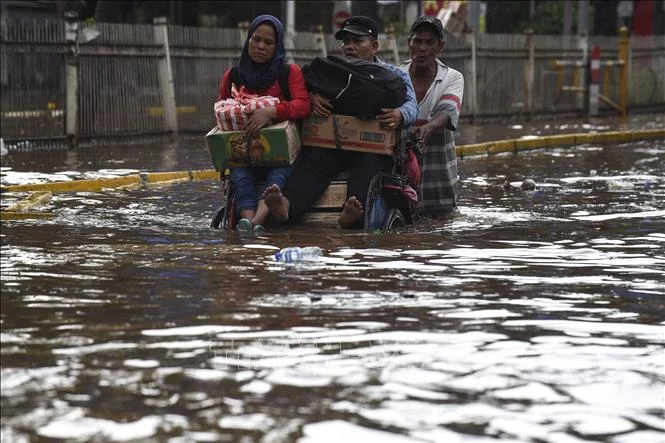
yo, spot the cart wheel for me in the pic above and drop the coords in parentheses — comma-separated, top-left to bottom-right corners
(210, 205, 226, 229)
(383, 208, 407, 232)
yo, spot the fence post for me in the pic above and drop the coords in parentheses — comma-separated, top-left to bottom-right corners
(386, 26, 400, 65)
(617, 26, 629, 121)
(285, 0, 296, 63)
(577, 33, 589, 114)
(285, 32, 296, 64)
(153, 17, 178, 135)
(238, 21, 249, 48)
(466, 30, 478, 123)
(524, 29, 534, 120)
(64, 10, 79, 146)
(313, 25, 327, 57)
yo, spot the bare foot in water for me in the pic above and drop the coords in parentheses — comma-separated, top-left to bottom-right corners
(264, 184, 289, 223)
(338, 196, 364, 228)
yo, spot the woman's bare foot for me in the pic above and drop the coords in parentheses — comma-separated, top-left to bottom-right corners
(264, 184, 289, 223)
(338, 196, 363, 228)
(251, 200, 270, 227)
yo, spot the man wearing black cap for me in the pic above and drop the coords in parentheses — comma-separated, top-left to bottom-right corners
(399, 15, 464, 217)
(312, 16, 416, 136)
(265, 15, 417, 229)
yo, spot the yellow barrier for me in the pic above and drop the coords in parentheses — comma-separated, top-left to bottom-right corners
(190, 170, 219, 181)
(1, 129, 663, 197)
(549, 26, 630, 121)
(2, 175, 142, 193)
(456, 128, 665, 158)
(148, 106, 198, 116)
(1, 212, 54, 220)
(0, 169, 221, 194)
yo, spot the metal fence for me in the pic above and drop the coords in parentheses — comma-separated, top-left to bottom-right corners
(1, 16, 664, 144)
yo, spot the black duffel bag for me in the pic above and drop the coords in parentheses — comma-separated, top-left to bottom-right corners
(302, 55, 407, 120)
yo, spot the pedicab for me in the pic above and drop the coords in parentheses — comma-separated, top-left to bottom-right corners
(208, 129, 423, 233)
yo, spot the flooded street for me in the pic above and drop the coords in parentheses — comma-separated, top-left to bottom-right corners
(1, 115, 664, 442)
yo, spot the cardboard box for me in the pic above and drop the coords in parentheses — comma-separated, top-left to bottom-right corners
(205, 120, 301, 171)
(301, 114, 397, 156)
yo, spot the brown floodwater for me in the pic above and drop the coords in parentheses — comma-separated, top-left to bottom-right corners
(1, 114, 664, 442)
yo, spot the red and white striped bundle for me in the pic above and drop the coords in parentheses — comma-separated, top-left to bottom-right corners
(214, 85, 280, 131)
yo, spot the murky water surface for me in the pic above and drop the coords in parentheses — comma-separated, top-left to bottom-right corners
(1, 116, 664, 442)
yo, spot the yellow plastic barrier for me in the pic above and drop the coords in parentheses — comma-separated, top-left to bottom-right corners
(456, 128, 664, 158)
(148, 105, 199, 116)
(1, 212, 54, 220)
(2, 175, 142, 193)
(1, 130, 662, 199)
(1, 169, 220, 194)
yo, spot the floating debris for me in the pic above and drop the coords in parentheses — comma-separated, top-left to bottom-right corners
(5, 191, 52, 212)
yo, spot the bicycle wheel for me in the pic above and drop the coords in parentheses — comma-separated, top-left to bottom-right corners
(382, 208, 407, 232)
(210, 205, 226, 229)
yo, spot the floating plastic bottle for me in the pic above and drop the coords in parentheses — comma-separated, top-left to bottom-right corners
(274, 246, 322, 263)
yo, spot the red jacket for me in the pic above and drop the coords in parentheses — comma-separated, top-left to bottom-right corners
(217, 64, 311, 122)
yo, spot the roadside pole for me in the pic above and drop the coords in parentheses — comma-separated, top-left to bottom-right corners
(64, 11, 79, 146)
(238, 21, 249, 47)
(284, 0, 296, 64)
(467, 29, 477, 123)
(467, 0, 480, 122)
(313, 24, 327, 57)
(153, 17, 178, 135)
(386, 26, 400, 65)
(617, 26, 630, 122)
(577, 0, 589, 113)
(525, 29, 535, 120)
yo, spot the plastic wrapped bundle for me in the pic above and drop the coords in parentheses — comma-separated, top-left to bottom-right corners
(214, 85, 280, 131)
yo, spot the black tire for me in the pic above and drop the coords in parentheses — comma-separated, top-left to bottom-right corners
(210, 205, 226, 229)
(383, 208, 407, 232)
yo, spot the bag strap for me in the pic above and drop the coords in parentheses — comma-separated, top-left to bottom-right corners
(227, 64, 291, 100)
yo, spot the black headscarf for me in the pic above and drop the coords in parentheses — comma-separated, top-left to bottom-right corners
(237, 15, 287, 90)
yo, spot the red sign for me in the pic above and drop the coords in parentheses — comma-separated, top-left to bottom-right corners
(334, 10, 350, 29)
(423, 0, 468, 18)
(423, 0, 456, 16)
(633, 0, 654, 36)
(590, 45, 601, 84)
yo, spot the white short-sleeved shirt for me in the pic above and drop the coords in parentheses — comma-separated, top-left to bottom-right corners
(398, 58, 464, 215)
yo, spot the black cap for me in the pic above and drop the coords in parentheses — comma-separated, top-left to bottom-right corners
(335, 16, 379, 40)
(410, 15, 445, 41)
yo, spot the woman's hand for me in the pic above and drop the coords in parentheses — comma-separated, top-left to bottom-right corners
(311, 93, 333, 118)
(245, 107, 276, 136)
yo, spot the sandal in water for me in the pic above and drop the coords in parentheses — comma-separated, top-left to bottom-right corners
(236, 218, 252, 232)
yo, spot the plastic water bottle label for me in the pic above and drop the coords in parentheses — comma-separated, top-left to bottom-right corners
(275, 246, 322, 263)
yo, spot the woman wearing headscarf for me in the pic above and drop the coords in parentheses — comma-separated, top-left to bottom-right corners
(217, 15, 311, 232)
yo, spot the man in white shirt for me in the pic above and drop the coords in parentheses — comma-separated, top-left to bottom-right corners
(399, 16, 464, 217)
